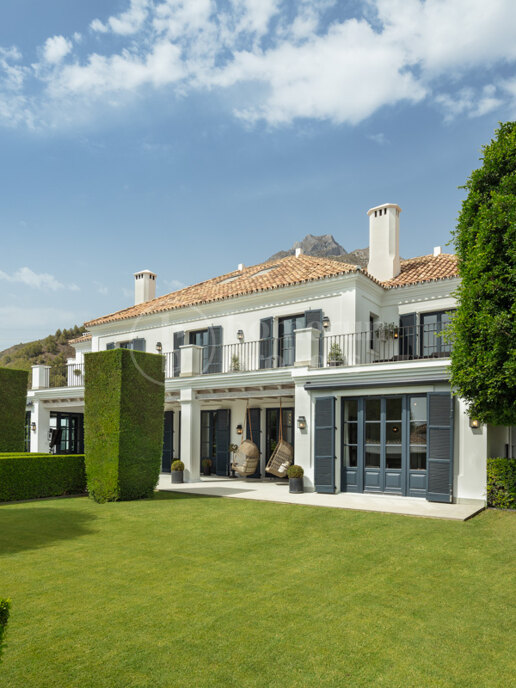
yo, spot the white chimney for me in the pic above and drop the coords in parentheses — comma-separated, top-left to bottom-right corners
(295, 247, 303, 257)
(367, 203, 401, 281)
(134, 270, 157, 305)
(433, 246, 442, 256)
(238, 263, 244, 271)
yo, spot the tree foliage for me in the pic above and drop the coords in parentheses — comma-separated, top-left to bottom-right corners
(450, 122, 516, 425)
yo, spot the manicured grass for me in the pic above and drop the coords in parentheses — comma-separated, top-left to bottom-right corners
(0, 494, 514, 687)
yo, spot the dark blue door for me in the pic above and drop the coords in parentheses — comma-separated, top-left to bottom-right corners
(161, 411, 174, 472)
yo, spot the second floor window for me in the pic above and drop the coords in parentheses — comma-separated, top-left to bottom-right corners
(278, 314, 304, 367)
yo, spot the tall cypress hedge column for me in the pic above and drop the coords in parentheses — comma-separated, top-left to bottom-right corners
(84, 349, 165, 502)
(0, 368, 29, 452)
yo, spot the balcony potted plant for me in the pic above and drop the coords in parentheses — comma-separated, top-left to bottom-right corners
(231, 354, 240, 372)
(327, 342, 344, 367)
(202, 458, 212, 476)
(287, 464, 304, 494)
(171, 460, 184, 483)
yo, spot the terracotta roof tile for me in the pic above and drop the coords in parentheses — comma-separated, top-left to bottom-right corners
(69, 333, 92, 344)
(382, 253, 459, 288)
(84, 252, 459, 328)
(84, 254, 359, 327)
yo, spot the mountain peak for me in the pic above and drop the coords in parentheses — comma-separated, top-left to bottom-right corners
(268, 234, 369, 267)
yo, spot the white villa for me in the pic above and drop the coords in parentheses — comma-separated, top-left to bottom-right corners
(27, 203, 515, 505)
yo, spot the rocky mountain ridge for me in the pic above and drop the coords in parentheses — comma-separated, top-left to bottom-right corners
(268, 233, 369, 267)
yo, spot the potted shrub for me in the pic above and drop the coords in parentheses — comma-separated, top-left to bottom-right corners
(171, 460, 184, 483)
(287, 464, 304, 494)
(327, 342, 344, 366)
(202, 458, 212, 476)
(231, 354, 240, 372)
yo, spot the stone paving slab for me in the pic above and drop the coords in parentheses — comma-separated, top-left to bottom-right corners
(157, 475, 484, 521)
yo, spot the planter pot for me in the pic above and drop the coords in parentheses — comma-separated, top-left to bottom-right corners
(202, 468, 212, 476)
(328, 360, 343, 367)
(171, 471, 184, 484)
(289, 477, 304, 494)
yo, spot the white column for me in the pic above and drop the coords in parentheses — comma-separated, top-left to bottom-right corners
(31, 365, 50, 390)
(294, 383, 314, 491)
(180, 387, 201, 481)
(294, 327, 320, 367)
(179, 345, 203, 377)
(30, 400, 50, 453)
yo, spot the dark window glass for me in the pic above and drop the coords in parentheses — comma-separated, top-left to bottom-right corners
(343, 399, 358, 422)
(365, 398, 381, 421)
(386, 422, 402, 444)
(410, 447, 427, 470)
(410, 421, 427, 444)
(421, 311, 453, 357)
(365, 448, 381, 468)
(386, 447, 402, 469)
(386, 397, 402, 420)
(365, 423, 380, 444)
(345, 446, 357, 467)
(343, 423, 358, 445)
(278, 315, 304, 367)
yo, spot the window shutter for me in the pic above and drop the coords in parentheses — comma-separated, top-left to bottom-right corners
(304, 309, 323, 366)
(106, 342, 115, 350)
(161, 411, 174, 472)
(205, 326, 223, 374)
(214, 409, 230, 476)
(399, 313, 416, 359)
(173, 331, 184, 377)
(259, 317, 274, 369)
(314, 396, 336, 493)
(131, 338, 146, 352)
(426, 393, 454, 503)
(246, 408, 261, 478)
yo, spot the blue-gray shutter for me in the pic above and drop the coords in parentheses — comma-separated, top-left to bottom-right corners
(173, 331, 184, 377)
(215, 409, 230, 476)
(161, 411, 174, 472)
(399, 313, 416, 359)
(131, 337, 146, 351)
(426, 393, 454, 503)
(259, 317, 274, 369)
(106, 342, 115, 350)
(314, 396, 336, 493)
(304, 309, 323, 366)
(246, 408, 261, 478)
(205, 326, 223, 374)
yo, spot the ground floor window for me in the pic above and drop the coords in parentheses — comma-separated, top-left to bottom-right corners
(342, 395, 427, 497)
(49, 412, 84, 454)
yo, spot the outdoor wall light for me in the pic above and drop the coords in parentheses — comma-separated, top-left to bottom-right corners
(322, 316, 330, 329)
(469, 418, 481, 429)
(31, 422, 37, 433)
(297, 416, 307, 430)
(237, 330, 244, 341)
(236, 424, 243, 435)
(155, 342, 163, 353)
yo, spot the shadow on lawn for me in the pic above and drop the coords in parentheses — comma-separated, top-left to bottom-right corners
(0, 506, 97, 556)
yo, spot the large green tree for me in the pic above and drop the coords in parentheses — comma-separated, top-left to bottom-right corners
(450, 121, 516, 425)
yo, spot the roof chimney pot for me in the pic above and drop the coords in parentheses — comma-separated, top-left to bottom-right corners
(433, 246, 442, 256)
(366, 203, 401, 281)
(295, 247, 303, 258)
(238, 263, 244, 271)
(134, 269, 157, 305)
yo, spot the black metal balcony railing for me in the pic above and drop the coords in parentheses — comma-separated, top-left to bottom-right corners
(48, 363, 85, 389)
(323, 324, 452, 368)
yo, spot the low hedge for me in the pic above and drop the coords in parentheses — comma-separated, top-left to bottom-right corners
(0, 598, 10, 664)
(0, 453, 86, 502)
(486, 458, 516, 510)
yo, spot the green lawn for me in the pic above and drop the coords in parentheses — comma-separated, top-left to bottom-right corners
(0, 494, 514, 688)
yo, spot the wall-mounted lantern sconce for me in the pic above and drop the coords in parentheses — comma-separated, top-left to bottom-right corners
(322, 316, 330, 329)
(393, 327, 399, 340)
(297, 416, 307, 430)
(236, 424, 243, 435)
(469, 418, 481, 429)
(31, 422, 37, 433)
(237, 330, 244, 341)
(155, 342, 163, 353)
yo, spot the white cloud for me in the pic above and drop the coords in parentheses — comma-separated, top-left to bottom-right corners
(1, 0, 516, 129)
(0, 267, 79, 292)
(368, 132, 388, 145)
(43, 35, 73, 64)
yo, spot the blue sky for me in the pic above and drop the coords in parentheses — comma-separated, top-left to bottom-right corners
(0, 0, 515, 348)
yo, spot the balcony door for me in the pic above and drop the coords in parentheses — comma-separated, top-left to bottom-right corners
(278, 315, 304, 367)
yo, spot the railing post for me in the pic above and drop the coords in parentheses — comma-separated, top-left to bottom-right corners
(179, 345, 203, 377)
(294, 328, 320, 367)
(31, 365, 50, 390)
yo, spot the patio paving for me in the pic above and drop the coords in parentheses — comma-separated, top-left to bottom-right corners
(157, 475, 485, 521)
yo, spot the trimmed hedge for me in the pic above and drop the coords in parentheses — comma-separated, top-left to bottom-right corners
(0, 598, 10, 664)
(0, 368, 29, 452)
(487, 458, 516, 510)
(84, 349, 165, 502)
(0, 454, 86, 502)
